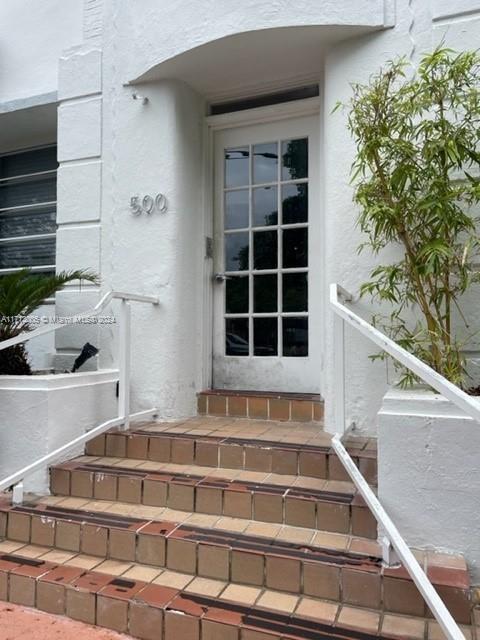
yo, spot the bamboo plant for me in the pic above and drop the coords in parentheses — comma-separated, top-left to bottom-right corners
(341, 47, 480, 388)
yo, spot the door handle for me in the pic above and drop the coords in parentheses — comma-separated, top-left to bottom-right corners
(213, 273, 231, 282)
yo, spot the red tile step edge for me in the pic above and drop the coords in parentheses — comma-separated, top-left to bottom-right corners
(0, 501, 471, 623)
(198, 389, 324, 423)
(0, 550, 411, 640)
(50, 461, 376, 536)
(85, 428, 378, 484)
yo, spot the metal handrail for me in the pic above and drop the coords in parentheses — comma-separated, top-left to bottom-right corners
(0, 289, 160, 503)
(0, 289, 159, 352)
(329, 282, 468, 640)
(0, 409, 156, 496)
(330, 283, 480, 425)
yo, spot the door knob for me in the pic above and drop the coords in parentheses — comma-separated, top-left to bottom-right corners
(213, 273, 230, 282)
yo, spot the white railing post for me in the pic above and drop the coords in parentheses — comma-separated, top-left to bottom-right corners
(12, 481, 24, 505)
(333, 312, 346, 434)
(118, 299, 131, 430)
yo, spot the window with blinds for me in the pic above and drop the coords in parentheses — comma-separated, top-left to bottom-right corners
(0, 145, 57, 274)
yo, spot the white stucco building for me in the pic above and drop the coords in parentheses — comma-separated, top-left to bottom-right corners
(1, 0, 479, 431)
(3, 4, 480, 634)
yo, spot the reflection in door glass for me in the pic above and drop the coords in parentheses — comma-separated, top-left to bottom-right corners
(282, 138, 308, 181)
(254, 317, 278, 356)
(226, 318, 249, 356)
(225, 232, 249, 271)
(225, 189, 249, 229)
(226, 276, 249, 314)
(253, 142, 278, 184)
(222, 134, 309, 359)
(282, 183, 308, 224)
(254, 230, 277, 270)
(253, 186, 277, 227)
(283, 273, 308, 312)
(254, 274, 277, 312)
(283, 227, 307, 268)
(283, 317, 308, 356)
(225, 147, 250, 187)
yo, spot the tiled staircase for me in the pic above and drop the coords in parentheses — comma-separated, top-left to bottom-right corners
(0, 394, 476, 639)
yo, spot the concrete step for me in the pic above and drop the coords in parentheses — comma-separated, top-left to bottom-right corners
(49, 456, 377, 537)
(85, 418, 377, 483)
(0, 546, 474, 639)
(0, 496, 471, 624)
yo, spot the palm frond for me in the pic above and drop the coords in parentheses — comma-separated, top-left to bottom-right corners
(0, 268, 99, 374)
(0, 269, 99, 318)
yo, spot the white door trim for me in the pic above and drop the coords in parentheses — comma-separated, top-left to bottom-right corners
(201, 97, 322, 392)
(211, 115, 321, 392)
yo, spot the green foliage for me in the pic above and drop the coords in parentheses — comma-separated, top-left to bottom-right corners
(343, 47, 480, 388)
(0, 269, 99, 375)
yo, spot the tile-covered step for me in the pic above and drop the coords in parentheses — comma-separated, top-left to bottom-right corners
(0, 499, 471, 623)
(197, 390, 324, 423)
(0, 548, 473, 640)
(49, 458, 377, 537)
(85, 419, 377, 484)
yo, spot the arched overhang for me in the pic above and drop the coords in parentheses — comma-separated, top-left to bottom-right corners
(125, 1, 395, 101)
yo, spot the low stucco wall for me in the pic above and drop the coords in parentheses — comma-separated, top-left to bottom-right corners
(0, 369, 118, 493)
(378, 388, 480, 582)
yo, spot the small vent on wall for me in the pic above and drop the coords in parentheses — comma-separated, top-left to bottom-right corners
(209, 85, 319, 116)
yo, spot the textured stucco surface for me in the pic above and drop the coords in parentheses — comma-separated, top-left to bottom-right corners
(2, 0, 480, 428)
(122, 0, 392, 84)
(0, 370, 118, 493)
(378, 388, 480, 582)
(0, 0, 83, 103)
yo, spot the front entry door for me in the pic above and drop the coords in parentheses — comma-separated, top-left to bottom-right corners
(212, 115, 320, 393)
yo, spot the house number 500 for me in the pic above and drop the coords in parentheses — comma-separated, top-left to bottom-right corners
(130, 194, 168, 216)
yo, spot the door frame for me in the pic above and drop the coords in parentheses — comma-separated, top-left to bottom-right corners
(201, 95, 323, 391)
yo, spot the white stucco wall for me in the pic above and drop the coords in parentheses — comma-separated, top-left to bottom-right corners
(86, 0, 399, 420)
(0, 370, 118, 493)
(98, 75, 206, 417)
(27, 303, 56, 371)
(63, 0, 480, 426)
(122, 0, 393, 85)
(320, 1, 432, 433)
(378, 388, 480, 583)
(0, 0, 86, 371)
(0, 0, 84, 103)
(3, 0, 480, 428)
(322, 0, 480, 433)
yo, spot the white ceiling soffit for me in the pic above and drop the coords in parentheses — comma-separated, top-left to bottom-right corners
(0, 101, 57, 154)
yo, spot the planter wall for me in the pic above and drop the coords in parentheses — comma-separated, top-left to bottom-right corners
(378, 387, 480, 582)
(0, 369, 119, 494)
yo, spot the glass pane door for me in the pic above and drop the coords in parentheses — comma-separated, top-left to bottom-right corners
(223, 137, 309, 358)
